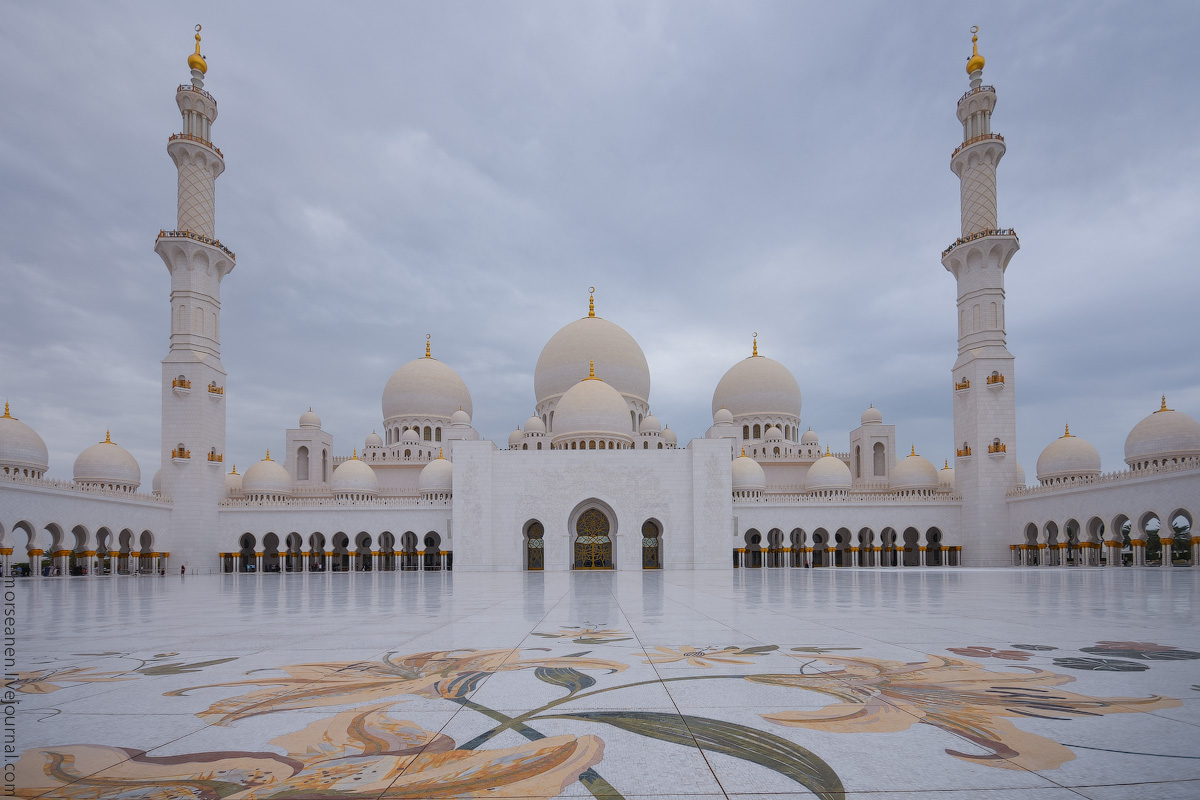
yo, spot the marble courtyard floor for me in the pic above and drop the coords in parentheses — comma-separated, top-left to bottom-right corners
(14, 568, 1200, 799)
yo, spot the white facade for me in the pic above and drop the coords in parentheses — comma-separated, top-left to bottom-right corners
(1, 31, 1198, 577)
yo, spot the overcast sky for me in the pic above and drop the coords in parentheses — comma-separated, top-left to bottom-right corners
(2, 1, 1198, 485)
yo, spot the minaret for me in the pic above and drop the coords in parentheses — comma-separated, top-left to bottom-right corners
(941, 28, 1020, 567)
(154, 26, 235, 573)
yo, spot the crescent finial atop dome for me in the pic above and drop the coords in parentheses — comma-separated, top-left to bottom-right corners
(588, 286, 596, 318)
(966, 26, 985, 75)
(188, 25, 208, 75)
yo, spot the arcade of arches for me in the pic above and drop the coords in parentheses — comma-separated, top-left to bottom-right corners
(218, 530, 449, 573)
(736, 527, 958, 568)
(1015, 508, 1196, 567)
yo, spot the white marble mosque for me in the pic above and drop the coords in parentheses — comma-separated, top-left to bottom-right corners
(1, 28, 1198, 578)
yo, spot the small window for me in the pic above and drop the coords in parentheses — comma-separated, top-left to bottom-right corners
(435, 427, 442, 442)
(753, 424, 762, 439)
(743, 425, 750, 440)
(423, 426, 432, 441)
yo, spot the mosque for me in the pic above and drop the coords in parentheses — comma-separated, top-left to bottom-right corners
(1, 29, 1197, 576)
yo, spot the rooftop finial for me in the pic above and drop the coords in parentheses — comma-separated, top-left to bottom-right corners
(230, 464, 237, 475)
(1159, 394, 1169, 412)
(752, 331, 758, 357)
(583, 359, 600, 381)
(825, 445, 831, 457)
(438, 447, 444, 459)
(352, 448, 358, 460)
(2, 402, 11, 419)
(740, 447, 746, 457)
(966, 25, 985, 76)
(265, 449, 271, 461)
(1063, 423, 1072, 437)
(104, 430, 112, 444)
(910, 444, 917, 456)
(944, 459, 950, 469)
(188, 24, 208, 76)
(425, 333, 431, 358)
(588, 286, 595, 318)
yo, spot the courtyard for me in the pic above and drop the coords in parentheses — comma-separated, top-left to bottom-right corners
(14, 567, 1200, 798)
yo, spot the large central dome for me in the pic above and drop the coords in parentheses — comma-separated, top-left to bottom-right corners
(534, 313, 650, 408)
(382, 355, 473, 422)
(712, 354, 802, 419)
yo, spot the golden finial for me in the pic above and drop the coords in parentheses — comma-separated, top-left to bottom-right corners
(910, 444, 917, 456)
(104, 430, 112, 444)
(752, 332, 758, 357)
(944, 460, 950, 469)
(1158, 394, 1169, 412)
(1, 402, 10, 419)
(438, 448, 444, 459)
(1063, 424, 1072, 437)
(583, 359, 601, 381)
(825, 445, 831, 457)
(588, 287, 596, 317)
(265, 449, 272, 461)
(352, 448, 358, 460)
(188, 24, 208, 75)
(230, 464, 237, 475)
(425, 333, 431, 359)
(740, 447, 746, 457)
(966, 26, 985, 75)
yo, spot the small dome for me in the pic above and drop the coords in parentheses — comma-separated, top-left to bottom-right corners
(764, 425, 783, 441)
(891, 448, 939, 491)
(712, 352, 802, 420)
(1123, 398, 1200, 466)
(1037, 426, 1102, 483)
(364, 431, 383, 448)
(401, 428, 421, 443)
(73, 432, 140, 489)
(641, 414, 662, 434)
(451, 407, 472, 427)
(713, 407, 734, 425)
(382, 353, 473, 423)
(332, 454, 380, 496)
(552, 368, 634, 443)
(242, 453, 293, 497)
(152, 467, 164, 496)
(732, 453, 766, 492)
(0, 403, 49, 475)
(806, 452, 851, 493)
(225, 466, 242, 497)
(534, 311, 650, 409)
(299, 408, 322, 429)
(861, 405, 883, 425)
(938, 461, 955, 491)
(508, 428, 524, 448)
(801, 427, 819, 445)
(524, 415, 546, 434)
(661, 426, 677, 446)
(419, 455, 454, 494)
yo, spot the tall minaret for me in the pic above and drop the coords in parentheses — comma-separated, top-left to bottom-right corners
(941, 28, 1020, 567)
(154, 26, 235, 573)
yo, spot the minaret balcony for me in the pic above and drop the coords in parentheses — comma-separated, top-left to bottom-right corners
(954, 379, 971, 392)
(986, 373, 1006, 390)
(168, 132, 223, 158)
(171, 378, 191, 396)
(951, 132, 1004, 159)
(171, 448, 191, 462)
(987, 442, 1008, 457)
(175, 83, 217, 107)
(207, 383, 225, 399)
(957, 84, 995, 104)
(941, 228, 1018, 259)
(956, 446, 972, 458)
(207, 452, 224, 464)
(156, 230, 236, 261)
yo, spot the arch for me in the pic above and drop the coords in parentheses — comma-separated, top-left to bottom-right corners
(435, 427, 442, 442)
(1139, 512, 1163, 566)
(753, 424, 762, 439)
(239, 533, 256, 573)
(834, 528, 852, 568)
(641, 519, 661, 569)
(925, 528, 943, 567)
(1064, 519, 1081, 566)
(789, 528, 807, 567)
(297, 446, 310, 481)
(322, 449, 329, 481)
(377, 531, 396, 571)
(1023, 522, 1040, 566)
(873, 442, 885, 476)
(742, 425, 750, 440)
(766, 528, 784, 568)
(858, 527, 875, 567)
(400, 531, 419, 571)
(743, 528, 763, 568)
(423, 532, 442, 571)
(1044, 521, 1060, 566)
(573, 507, 613, 570)
(262, 532, 280, 573)
(308, 532, 327, 571)
(284, 532, 303, 572)
(811, 528, 828, 567)
(331, 532, 350, 572)
(423, 426, 432, 441)
(1168, 510, 1192, 566)
(902, 527, 920, 566)
(354, 532, 373, 571)
(525, 520, 545, 571)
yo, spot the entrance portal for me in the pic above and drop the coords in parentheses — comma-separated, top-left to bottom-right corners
(574, 508, 613, 570)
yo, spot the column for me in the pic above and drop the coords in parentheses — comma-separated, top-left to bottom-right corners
(255, 552, 262, 573)
(1160, 539, 1172, 567)
(1131, 540, 1146, 566)
(325, 551, 331, 573)
(0, 548, 9, 576)
(918, 546, 927, 567)
(299, 550, 307, 573)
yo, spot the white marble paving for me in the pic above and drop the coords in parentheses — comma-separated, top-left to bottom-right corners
(15, 567, 1200, 798)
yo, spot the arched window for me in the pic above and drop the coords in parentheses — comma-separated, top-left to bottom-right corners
(774, 447, 781, 456)
(322, 449, 328, 481)
(589, 440, 596, 450)
(536, 442, 542, 450)
(753, 424, 762, 439)
(435, 427, 442, 442)
(423, 426, 432, 441)
(571, 441, 577, 449)
(644, 441, 648, 449)
(297, 446, 310, 481)
(743, 425, 750, 440)
(404, 449, 411, 458)
(658, 442, 663, 449)
(642, 520, 661, 569)
(522, 443, 528, 450)
(549, 411, 554, 431)
(873, 442, 885, 476)
(631, 410, 636, 431)
(854, 445, 861, 478)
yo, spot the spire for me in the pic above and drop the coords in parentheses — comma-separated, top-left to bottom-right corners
(752, 331, 758, 357)
(425, 333, 431, 358)
(966, 26, 984, 77)
(1063, 424, 1072, 438)
(230, 464, 237, 475)
(944, 459, 950, 469)
(1157, 394, 1170, 413)
(583, 359, 600, 381)
(910, 444, 917, 456)
(740, 447, 746, 457)
(265, 449, 272, 461)
(588, 286, 596, 317)
(104, 430, 112, 444)
(352, 448, 358, 460)
(438, 448, 444, 459)
(2, 402, 11, 419)
(187, 24, 208, 84)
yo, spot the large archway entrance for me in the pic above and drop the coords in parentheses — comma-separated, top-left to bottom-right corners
(574, 508, 613, 570)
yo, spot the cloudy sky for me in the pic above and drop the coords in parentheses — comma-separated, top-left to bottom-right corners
(2, 1, 1198, 484)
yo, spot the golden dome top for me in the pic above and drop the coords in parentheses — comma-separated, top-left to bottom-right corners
(588, 286, 596, 318)
(966, 26, 985, 75)
(188, 25, 208, 74)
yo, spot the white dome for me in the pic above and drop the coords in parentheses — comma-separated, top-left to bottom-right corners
(152, 467, 163, 495)
(332, 456, 380, 496)
(401, 428, 421, 443)
(661, 426, 677, 446)
(711, 354, 801, 420)
(364, 431, 383, 448)
(890, 450, 939, 491)
(641, 414, 662, 433)
(0, 404, 49, 474)
(382, 355, 473, 422)
(73, 433, 140, 489)
(764, 425, 783, 441)
(1014, 461, 1027, 486)
(535, 315, 650, 409)
(1037, 427, 1101, 482)
(552, 375, 634, 442)
(242, 455, 293, 497)
(508, 428, 524, 448)
(419, 456, 454, 493)
(732, 454, 766, 491)
(713, 407, 734, 425)
(939, 461, 955, 490)
(1124, 399, 1200, 466)
(225, 467, 242, 496)
(451, 407, 472, 427)
(861, 405, 883, 425)
(524, 415, 546, 434)
(299, 408, 321, 428)
(801, 428, 819, 445)
(806, 453, 851, 492)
